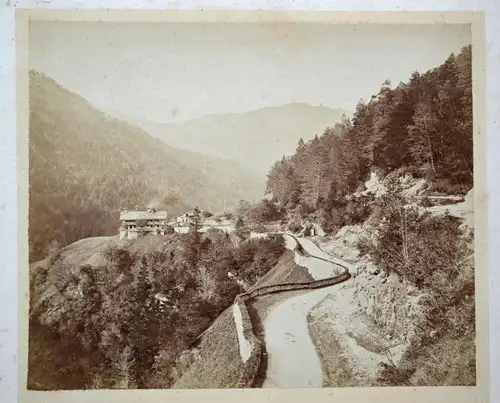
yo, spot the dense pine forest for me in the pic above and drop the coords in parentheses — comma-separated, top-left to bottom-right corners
(266, 46, 472, 231)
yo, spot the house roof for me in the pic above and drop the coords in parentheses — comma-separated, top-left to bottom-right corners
(119, 210, 168, 221)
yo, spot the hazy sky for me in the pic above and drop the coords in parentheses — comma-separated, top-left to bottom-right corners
(30, 22, 471, 123)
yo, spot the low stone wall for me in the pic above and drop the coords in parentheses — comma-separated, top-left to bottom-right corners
(234, 297, 263, 388)
(232, 233, 351, 388)
(233, 302, 253, 362)
(249, 232, 269, 239)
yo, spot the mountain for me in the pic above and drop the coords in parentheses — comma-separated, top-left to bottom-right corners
(121, 104, 350, 176)
(28, 71, 264, 261)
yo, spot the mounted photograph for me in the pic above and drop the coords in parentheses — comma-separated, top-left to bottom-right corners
(23, 14, 481, 393)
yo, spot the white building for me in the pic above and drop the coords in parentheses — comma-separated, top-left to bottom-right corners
(175, 210, 204, 227)
(119, 206, 168, 240)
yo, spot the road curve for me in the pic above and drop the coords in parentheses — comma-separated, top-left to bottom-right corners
(261, 234, 349, 388)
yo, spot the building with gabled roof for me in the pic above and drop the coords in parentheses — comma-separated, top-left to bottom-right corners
(119, 205, 168, 240)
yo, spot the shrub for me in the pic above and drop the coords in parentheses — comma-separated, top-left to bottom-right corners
(45, 240, 61, 265)
(358, 188, 466, 288)
(235, 227, 251, 241)
(376, 362, 412, 386)
(364, 182, 475, 387)
(395, 165, 425, 179)
(232, 236, 285, 284)
(429, 179, 469, 196)
(164, 225, 175, 234)
(288, 218, 303, 233)
(253, 223, 267, 233)
(361, 206, 464, 286)
(318, 208, 343, 234)
(419, 196, 434, 208)
(235, 217, 245, 229)
(103, 245, 133, 274)
(196, 267, 218, 303)
(258, 200, 286, 223)
(344, 197, 372, 225)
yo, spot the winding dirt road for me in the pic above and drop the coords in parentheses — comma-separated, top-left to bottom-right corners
(261, 235, 349, 388)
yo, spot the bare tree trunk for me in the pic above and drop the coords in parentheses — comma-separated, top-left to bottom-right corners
(426, 133, 436, 174)
(399, 207, 409, 266)
(463, 156, 473, 179)
(423, 117, 436, 174)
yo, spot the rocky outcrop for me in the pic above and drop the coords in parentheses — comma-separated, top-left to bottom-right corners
(352, 258, 427, 345)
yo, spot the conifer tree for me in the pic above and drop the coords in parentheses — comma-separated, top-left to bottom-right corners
(184, 206, 203, 268)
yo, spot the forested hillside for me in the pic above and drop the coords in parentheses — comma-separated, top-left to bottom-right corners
(266, 46, 472, 230)
(29, 72, 264, 262)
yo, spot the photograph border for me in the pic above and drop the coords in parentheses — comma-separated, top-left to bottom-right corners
(16, 8, 488, 403)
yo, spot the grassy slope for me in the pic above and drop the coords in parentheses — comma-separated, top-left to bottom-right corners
(172, 309, 243, 389)
(408, 331, 476, 386)
(252, 250, 313, 287)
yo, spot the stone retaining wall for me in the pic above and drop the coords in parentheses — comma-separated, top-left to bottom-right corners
(234, 297, 263, 388)
(232, 233, 351, 388)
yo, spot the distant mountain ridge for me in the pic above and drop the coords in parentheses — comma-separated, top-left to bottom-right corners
(116, 103, 350, 175)
(28, 71, 265, 260)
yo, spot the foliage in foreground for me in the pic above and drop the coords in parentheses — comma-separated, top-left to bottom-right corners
(357, 181, 475, 386)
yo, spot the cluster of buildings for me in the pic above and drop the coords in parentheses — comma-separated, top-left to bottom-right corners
(119, 205, 204, 240)
(118, 203, 240, 240)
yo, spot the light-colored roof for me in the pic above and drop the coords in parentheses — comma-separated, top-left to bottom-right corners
(119, 210, 168, 221)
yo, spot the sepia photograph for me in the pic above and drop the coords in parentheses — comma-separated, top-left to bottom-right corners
(23, 13, 480, 394)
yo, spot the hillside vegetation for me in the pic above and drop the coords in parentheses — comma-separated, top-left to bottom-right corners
(265, 46, 472, 233)
(29, 71, 264, 261)
(28, 228, 286, 390)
